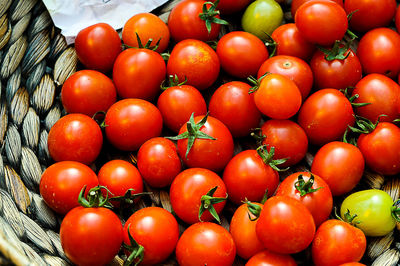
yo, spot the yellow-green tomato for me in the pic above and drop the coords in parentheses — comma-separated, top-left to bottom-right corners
(241, 0, 283, 40)
(340, 189, 396, 237)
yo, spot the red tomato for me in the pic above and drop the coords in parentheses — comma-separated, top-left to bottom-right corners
(113, 48, 166, 101)
(256, 196, 315, 254)
(260, 119, 308, 167)
(214, 0, 251, 14)
(396, 6, 400, 33)
(39, 161, 98, 214)
(291, 0, 343, 18)
(137, 137, 182, 188)
(312, 219, 366, 266)
(61, 70, 116, 116)
(209, 81, 262, 137)
(257, 55, 313, 100)
(357, 28, 400, 79)
(311, 142, 365, 196)
(297, 89, 355, 146)
(123, 207, 179, 265)
(216, 31, 269, 78)
(176, 222, 236, 266)
(60, 206, 123, 266)
(295, 1, 347, 46)
(167, 39, 220, 90)
(48, 114, 103, 165)
(246, 250, 297, 266)
(74, 23, 121, 73)
(104, 99, 163, 151)
(339, 263, 367, 266)
(122, 13, 170, 53)
(170, 168, 227, 224)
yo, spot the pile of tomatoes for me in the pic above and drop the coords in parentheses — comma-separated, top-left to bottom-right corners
(38, 0, 400, 265)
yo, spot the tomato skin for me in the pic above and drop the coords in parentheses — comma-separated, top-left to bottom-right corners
(48, 114, 103, 165)
(170, 168, 227, 224)
(122, 13, 170, 53)
(311, 219, 366, 266)
(223, 150, 280, 205)
(396, 6, 400, 33)
(123, 207, 179, 265)
(137, 137, 182, 188)
(39, 161, 98, 215)
(339, 263, 366, 266)
(60, 207, 123, 266)
(311, 142, 364, 196)
(291, 0, 343, 18)
(357, 122, 400, 176)
(214, 0, 251, 14)
(176, 222, 236, 266)
(217, 31, 269, 78)
(256, 196, 315, 254)
(167, 39, 220, 90)
(74, 23, 121, 73)
(245, 250, 297, 266)
(105, 99, 163, 151)
(209, 81, 262, 137)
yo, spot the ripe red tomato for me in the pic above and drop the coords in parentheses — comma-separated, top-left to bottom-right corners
(209, 81, 262, 137)
(311, 141, 365, 196)
(113, 48, 166, 101)
(39, 161, 98, 214)
(256, 196, 315, 254)
(339, 263, 367, 266)
(257, 55, 313, 100)
(246, 250, 297, 266)
(137, 137, 182, 188)
(48, 114, 103, 165)
(295, 1, 347, 46)
(74, 23, 122, 73)
(396, 6, 400, 33)
(291, 0, 343, 18)
(122, 13, 170, 53)
(214, 0, 251, 14)
(104, 99, 163, 151)
(123, 207, 179, 265)
(357, 28, 400, 79)
(170, 168, 227, 224)
(167, 39, 220, 90)
(298, 89, 355, 146)
(60, 206, 123, 266)
(216, 31, 269, 78)
(61, 70, 116, 117)
(312, 219, 366, 266)
(176, 222, 236, 266)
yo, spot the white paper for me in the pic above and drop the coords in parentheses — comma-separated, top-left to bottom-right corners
(42, 0, 169, 44)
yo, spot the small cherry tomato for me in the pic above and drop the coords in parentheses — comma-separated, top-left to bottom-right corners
(214, 0, 251, 14)
(291, 0, 343, 18)
(246, 250, 297, 266)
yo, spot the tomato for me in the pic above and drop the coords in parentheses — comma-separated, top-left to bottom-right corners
(357, 28, 400, 79)
(252, 73, 302, 119)
(291, 0, 343, 18)
(60, 206, 123, 266)
(295, 1, 347, 46)
(311, 219, 366, 266)
(246, 250, 297, 266)
(137, 137, 182, 188)
(242, 0, 283, 40)
(167, 39, 220, 90)
(256, 196, 315, 254)
(311, 141, 364, 196)
(216, 31, 269, 78)
(113, 48, 166, 101)
(157, 84, 207, 133)
(74, 23, 121, 73)
(123, 207, 179, 265)
(257, 55, 313, 100)
(340, 189, 397, 236)
(260, 120, 308, 167)
(61, 70, 116, 117)
(344, 0, 396, 32)
(104, 99, 163, 151)
(39, 161, 98, 214)
(357, 122, 400, 176)
(214, 0, 251, 14)
(122, 13, 170, 53)
(176, 222, 236, 266)
(396, 6, 400, 33)
(169, 168, 227, 224)
(351, 73, 400, 123)
(48, 114, 103, 165)
(339, 263, 367, 266)
(209, 81, 262, 137)
(297, 89, 355, 146)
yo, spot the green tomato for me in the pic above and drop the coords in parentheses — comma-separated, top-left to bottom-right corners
(340, 189, 397, 237)
(241, 0, 283, 40)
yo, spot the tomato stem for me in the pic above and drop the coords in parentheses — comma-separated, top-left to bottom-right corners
(123, 225, 145, 266)
(247, 73, 270, 94)
(294, 174, 323, 196)
(199, 0, 229, 33)
(243, 199, 262, 221)
(391, 200, 400, 222)
(256, 145, 288, 172)
(199, 186, 227, 224)
(78, 185, 114, 208)
(160, 74, 187, 90)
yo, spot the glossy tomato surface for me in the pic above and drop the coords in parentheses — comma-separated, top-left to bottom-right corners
(291, 0, 343, 18)
(246, 250, 297, 266)
(214, 0, 251, 14)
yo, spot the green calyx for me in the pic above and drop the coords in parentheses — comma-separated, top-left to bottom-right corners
(78, 185, 113, 209)
(199, 186, 227, 224)
(199, 0, 229, 33)
(391, 200, 400, 222)
(247, 72, 270, 94)
(339, 208, 361, 227)
(348, 115, 385, 135)
(110, 188, 152, 206)
(250, 128, 266, 145)
(341, 87, 371, 108)
(256, 145, 288, 172)
(123, 225, 145, 266)
(318, 40, 352, 61)
(160, 74, 187, 90)
(243, 199, 262, 222)
(123, 32, 161, 51)
(294, 174, 323, 197)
